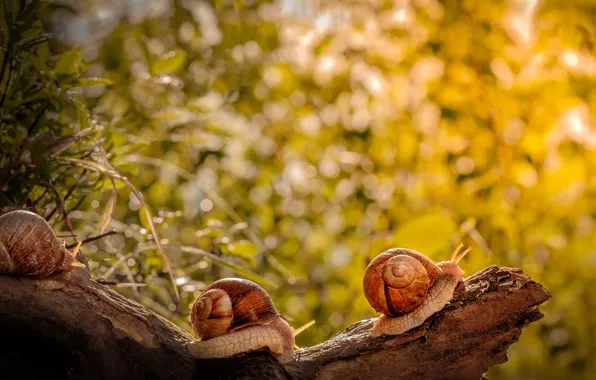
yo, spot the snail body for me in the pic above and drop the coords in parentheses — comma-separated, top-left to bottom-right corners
(363, 245, 470, 337)
(0, 210, 85, 278)
(187, 278, 306, 363)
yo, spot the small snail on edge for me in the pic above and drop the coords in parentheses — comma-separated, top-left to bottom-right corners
(187, 278, 314, 363)
(363, 244, 471, 337)
(0, 210, 86, 278)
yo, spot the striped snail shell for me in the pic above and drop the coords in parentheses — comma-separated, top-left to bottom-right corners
(187, 277, 317, 363)
(0, 210, 85, 278)
(363, 245, 470, 337)
(363, 248, 442, 317)
(190, 278, 281, 340)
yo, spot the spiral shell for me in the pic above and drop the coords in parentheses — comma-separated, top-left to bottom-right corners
(0, 210, 78, 278)
(363, 248, 442, 317)
(190, 278, 280, 340)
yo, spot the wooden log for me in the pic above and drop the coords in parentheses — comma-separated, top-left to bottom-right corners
(0, 265, 550, 380)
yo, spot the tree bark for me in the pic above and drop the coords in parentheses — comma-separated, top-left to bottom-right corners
(0, 265, 550, 380)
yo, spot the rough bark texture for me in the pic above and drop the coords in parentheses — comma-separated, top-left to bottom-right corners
(0, 265, 550, 380)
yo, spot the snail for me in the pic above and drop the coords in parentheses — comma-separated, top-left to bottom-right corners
(363, 244, 471, 337)
(0, 210, 86, 278)
(187, 278, 315, 363)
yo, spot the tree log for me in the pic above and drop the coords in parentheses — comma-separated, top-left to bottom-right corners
(0, 265, 550, 380)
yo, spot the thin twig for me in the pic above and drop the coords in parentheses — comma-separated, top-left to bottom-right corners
(64, 194, 87, 217)
(99, 177, 117, 234)
(28, 100, 49, 134)
(99, 147, 117, 234)
(114, 251, 141, 298)
(96, 280, 148, 288)
(63, 170, 88, 202)
(65, 230, 120, 249)
(0, 46, 10, 110)
(45, 181, 66, 223)
(61, 209, 76, 241)
(30, 186, 50, 208)
(101, 253, 131, 280)
(0, 51, 14, 109)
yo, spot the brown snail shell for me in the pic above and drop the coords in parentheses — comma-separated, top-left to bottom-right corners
(0, 210, 83, 278)
(363, 248, 442, 317)
(190, 278, 280, 340)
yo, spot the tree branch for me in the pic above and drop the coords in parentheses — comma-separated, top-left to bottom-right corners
(0, 266, 550, 380)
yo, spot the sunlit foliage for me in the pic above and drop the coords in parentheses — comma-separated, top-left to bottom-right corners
(6, 0, 596, 378)
(0, 0, 110, 231)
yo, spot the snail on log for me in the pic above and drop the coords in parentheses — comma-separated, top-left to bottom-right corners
(187, 278, 314, 363)
(363, 244, 471, 337)
(0, 210, 86, 279)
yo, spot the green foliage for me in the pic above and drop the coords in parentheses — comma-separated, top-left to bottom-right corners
(80, 1, 593, 378)
(0, 0, 109, 227)
(4, 0, 595, 378)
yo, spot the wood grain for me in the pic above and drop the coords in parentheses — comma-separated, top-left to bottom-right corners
(0, 265, 550, 380)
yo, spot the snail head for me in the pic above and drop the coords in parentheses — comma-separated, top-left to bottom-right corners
(437, 243, 471, 283)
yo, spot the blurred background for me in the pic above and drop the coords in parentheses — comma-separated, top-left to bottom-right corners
(1, 0, 595, 378)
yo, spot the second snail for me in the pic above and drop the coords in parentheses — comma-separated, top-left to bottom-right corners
(186, 278, 314, 363)
(363, 244, 471, 337)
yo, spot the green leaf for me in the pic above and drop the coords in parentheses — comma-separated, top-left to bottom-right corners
(68, 93, 90, 130)
(393, 212, 457, 257)
(139, 203, 153, 232)
(77, 77, 114, 87)
(227, 240, 260, 259)
(139, 38, 153, 75)
(152, 50, 187, 75)
(55, 45, 84, 75)
(153, 108, 191, 125)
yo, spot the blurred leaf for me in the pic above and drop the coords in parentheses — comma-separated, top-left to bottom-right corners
(138, 203, 153, 233)
(69, 93, 90, 130)
(77, 77, 114, 87)
(226, 240, 260, 259)
(55, 45, 84, 75)
(139, 38, 153, 75)
(152, 50, 187, 74)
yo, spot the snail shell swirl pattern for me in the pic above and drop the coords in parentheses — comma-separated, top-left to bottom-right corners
(363, 248, 442, 317)
(190, 278, 280, 340)
(188, 278, 299, 362)
(364, 245, 471, 337)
